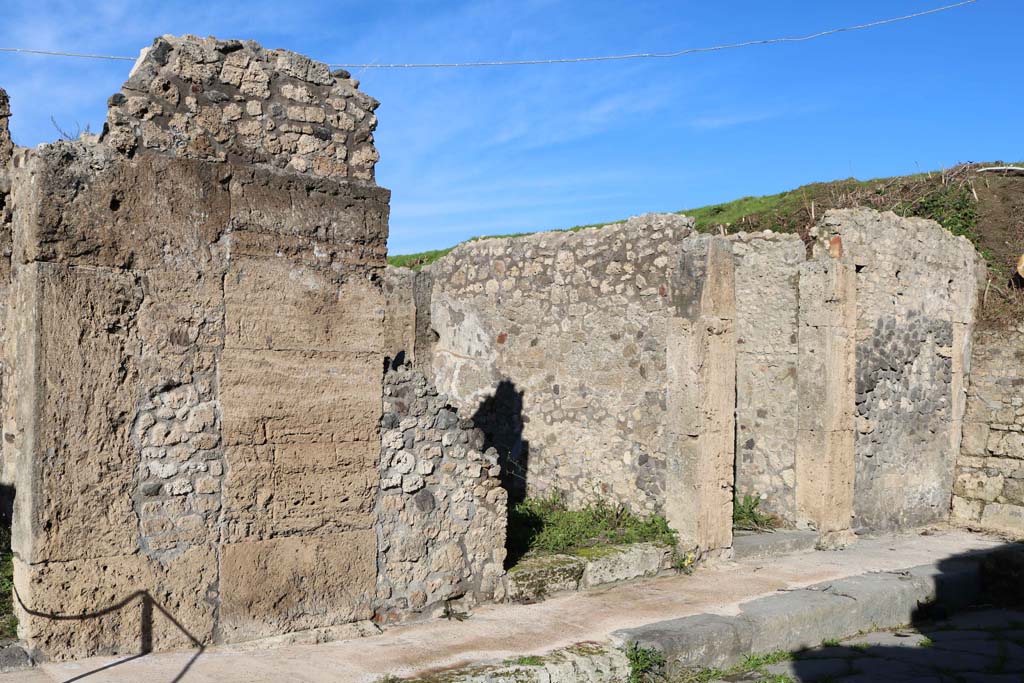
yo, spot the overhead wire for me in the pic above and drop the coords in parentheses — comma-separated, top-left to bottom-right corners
(0, 1, 981, 70)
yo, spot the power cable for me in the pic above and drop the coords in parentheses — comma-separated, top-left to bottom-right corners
(0, 1, 981, 69)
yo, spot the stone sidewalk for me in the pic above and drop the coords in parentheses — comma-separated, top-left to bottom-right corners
(2, 528, 1004, 683)
(722, 609, 1024, 682)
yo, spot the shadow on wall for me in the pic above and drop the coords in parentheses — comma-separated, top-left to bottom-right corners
(13, 587, 205, 682)
(469, 380, 533, 569)
(0, 484, 15, 640)
(786, 543, 1024, 682)
(471, 380, 529, 505)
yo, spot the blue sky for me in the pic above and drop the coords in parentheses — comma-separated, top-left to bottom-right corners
(0, 1, 1019, 254)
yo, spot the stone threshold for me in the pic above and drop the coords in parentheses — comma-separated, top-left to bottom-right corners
(506, 542, 674, 603)
(732, 529, 820, 561)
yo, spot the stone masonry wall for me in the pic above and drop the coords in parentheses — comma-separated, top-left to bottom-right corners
(0, 87, 11, 166)
(732, 233, 804, 523)
(817, 209, 981, 531)
(951, 325, 1024, 534)
(104, 35, 378, 181)
(1, 36, 389, 659)
(412, 209, 981, 544)
(427, 214, 694, 514)
(375, 364, 507, 623)
(383, 266, 418, 366)
(0, 87, 11, 484)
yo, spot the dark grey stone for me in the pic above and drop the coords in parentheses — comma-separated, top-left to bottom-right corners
(0, 642, 32, 673)
(615, 614, 753, 671)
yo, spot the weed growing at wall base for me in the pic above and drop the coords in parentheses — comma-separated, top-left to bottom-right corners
(505, 495, 677, 565)
(0, 526, 14, 639)
(733, 494, 780, 532)
(625, 642, 666, 683)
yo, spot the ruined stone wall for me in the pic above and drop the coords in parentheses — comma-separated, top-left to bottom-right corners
(817, 209, 981, 531)
(0, 88, 12, 483)
(732, 233, 803, 522)
(104, 35, 378, 181)
(376, 364, 506, 623)
(951, 325, 1024, 534)
(2, 36, 389, 659)
(0, 87, 11, 165)
(412, 208, 981, 543)
(426, 215, 693, 514)
(383, 266, 418, 365)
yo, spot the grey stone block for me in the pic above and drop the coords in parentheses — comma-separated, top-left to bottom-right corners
(579, 543, 670, 588)
(615, 559, 992, 673)
(613, 614, 753, 671)
(741, 588, 856, 653)
(732, 530, 819, 561)
(0, 642, 33, 673)
(506, 555, 585, 603)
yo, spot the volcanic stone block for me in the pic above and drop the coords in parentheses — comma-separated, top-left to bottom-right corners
(795, 257, 856, 543)
(219, 532, 376, 642)
(665, 235, 736, 555)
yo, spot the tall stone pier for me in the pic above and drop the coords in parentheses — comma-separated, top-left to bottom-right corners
(2, 36, 389, 658)
(795, 255, 857, 544)
(665, 236, 736, 556)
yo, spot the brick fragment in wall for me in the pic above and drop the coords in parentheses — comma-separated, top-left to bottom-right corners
(374, 363, 507, 624)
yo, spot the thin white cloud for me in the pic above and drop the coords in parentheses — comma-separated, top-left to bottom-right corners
(687, 103, 828, 130)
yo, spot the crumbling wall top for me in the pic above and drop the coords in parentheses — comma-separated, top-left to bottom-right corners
(0, 87, 12, 166)
(430, 212, 694, 279)
(103, 35, 379, 182)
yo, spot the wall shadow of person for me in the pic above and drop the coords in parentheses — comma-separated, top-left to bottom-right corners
(787, 541, 1024, 682)
(470, 380, 533, 567)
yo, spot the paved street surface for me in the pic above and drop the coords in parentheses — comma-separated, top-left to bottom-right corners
(720, 609, 1024, 683)
(0, 529, 1004, 683)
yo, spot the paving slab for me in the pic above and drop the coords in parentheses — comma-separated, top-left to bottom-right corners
(617, 536, 999, 672)
(0, 528, 1003, 683)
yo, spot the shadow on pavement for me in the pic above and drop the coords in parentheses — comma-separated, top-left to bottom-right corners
(782, 542, 1024, 683)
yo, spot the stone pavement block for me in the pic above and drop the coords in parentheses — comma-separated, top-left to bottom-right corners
(835, 676, 943, 683)
(619, 614, 753, 671)
(922, 629, 994, 642)
(928, 637, 1004, 657)
(946, 608, 1024, 630)
(616, 557, 996, 674)
(843, 631, 930, 648)
(741, 589, 858, 653)
(795, 645, 862, 660)
(871, 646, 995, 672)
(765, 657, 852, 680)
